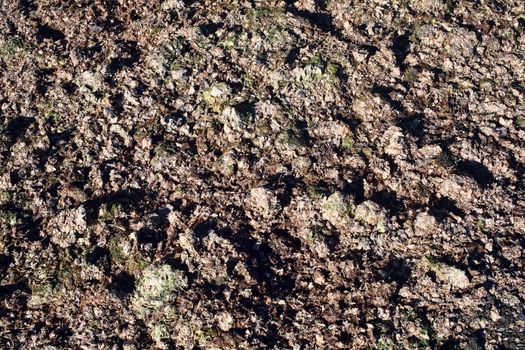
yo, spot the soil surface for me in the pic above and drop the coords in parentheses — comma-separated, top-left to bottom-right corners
(1, 1, 525, 349)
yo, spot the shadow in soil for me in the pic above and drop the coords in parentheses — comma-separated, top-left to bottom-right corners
(392, 31, 411, 70)
(36, 24, 65, 42)
(429, 196, 465, 221)
(283, 0, 356, 49)
(0, 280, 29, 299)
(455, 160, 494, 188)
(82, 188, 153, 226)
(191, 211, 296, 348)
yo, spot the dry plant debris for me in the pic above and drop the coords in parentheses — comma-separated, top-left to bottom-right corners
(0, 0, 525, 349)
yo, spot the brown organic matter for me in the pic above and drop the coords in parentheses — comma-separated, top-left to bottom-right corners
(1, 0, 525, 349)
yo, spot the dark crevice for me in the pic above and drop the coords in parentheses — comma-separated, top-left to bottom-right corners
(0, 280, 29, 299)
(285, 47, 301, 65)
(430, 196, 465, 221)
(19, 0, 37, 16)
(392, 31, 411, 70)
(36, 24, 65, 42)
(109, 271, 136, 296)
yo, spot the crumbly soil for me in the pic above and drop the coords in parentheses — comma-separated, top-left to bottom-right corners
(1, 1, 525, 349)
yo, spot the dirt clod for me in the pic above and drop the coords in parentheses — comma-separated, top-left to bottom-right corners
(1, 0, 524, 349)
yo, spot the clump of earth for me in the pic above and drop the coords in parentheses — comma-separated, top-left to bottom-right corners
(0, 0, 524, 349)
